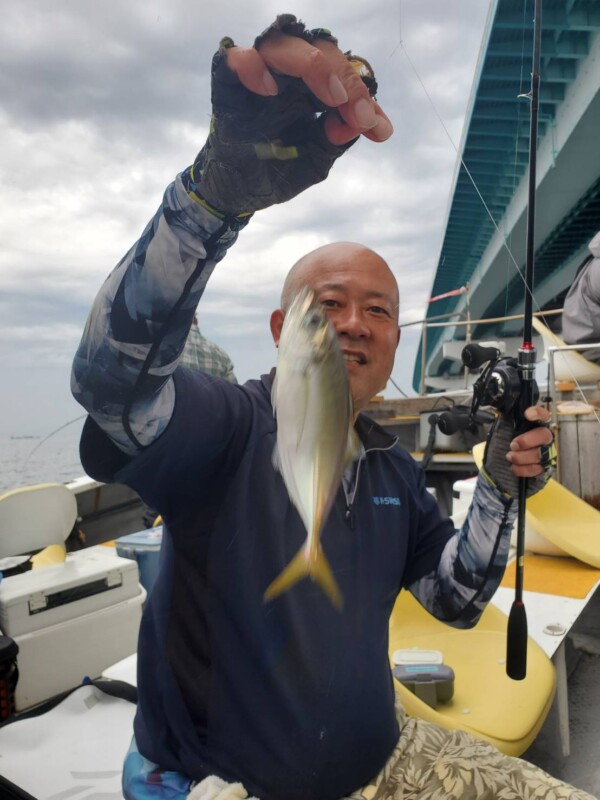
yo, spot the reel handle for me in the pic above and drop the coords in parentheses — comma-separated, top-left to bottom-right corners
(462, 343, 500, 369)
(437, 407, 472, 436)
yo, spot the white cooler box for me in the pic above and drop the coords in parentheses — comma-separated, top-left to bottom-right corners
(0, 546, 145, 711)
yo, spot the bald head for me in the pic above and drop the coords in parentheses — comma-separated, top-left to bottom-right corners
(280, 242, 399, 317)
(271, 242, 401, 411)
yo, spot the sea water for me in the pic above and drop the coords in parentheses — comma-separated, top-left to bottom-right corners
(0, 419, 85, 495)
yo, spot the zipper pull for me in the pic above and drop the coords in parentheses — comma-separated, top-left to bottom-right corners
(345, 504, 354, 528)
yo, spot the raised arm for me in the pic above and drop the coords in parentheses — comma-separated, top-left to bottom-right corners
(71, 16, 392, 455)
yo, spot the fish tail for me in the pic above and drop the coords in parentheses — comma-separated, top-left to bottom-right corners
(311, 548, 344, 610)
(264, 546, 343, 610)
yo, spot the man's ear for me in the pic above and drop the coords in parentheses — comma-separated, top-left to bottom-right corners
(270, 309, 285, 346)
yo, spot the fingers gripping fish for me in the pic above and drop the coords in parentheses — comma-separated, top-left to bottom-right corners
(265, 287, 359, 609)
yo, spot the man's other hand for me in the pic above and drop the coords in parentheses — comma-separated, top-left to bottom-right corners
(505, 405, 554, 479)
(482, 405, 555, 498)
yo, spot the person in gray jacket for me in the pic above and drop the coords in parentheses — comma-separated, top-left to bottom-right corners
(562, 231, 600, 363)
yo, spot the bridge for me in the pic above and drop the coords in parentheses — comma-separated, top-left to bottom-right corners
(413, 0, 600, 390)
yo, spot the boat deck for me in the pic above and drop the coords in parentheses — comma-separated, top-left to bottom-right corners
(524, 586, 600, 797)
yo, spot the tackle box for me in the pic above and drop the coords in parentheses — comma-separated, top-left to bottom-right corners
(0, 546, 145, 711)
(0, 478, 146, 712)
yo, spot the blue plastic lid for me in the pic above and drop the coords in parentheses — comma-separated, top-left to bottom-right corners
(116, 528, 163, 551)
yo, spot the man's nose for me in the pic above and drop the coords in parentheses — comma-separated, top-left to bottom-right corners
(335, 305, 369, 338)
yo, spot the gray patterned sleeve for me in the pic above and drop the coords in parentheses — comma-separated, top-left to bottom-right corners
(409, 474, 517, 628)
(71, 168, 245, 455)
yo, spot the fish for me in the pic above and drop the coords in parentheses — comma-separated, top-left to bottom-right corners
(264, 286, 358, 610)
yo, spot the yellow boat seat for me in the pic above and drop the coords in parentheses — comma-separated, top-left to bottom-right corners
(472, 442, 600, 568)
(0, 482, 77, 560)
(30, 543, 67, 569)
(389, 590, 556, 756)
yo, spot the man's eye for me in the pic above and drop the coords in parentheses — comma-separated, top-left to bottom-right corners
(369, 305, 389, 315)
(321, 299, 339, 308)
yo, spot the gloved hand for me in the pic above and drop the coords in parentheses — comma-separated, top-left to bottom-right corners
(188, 14, 392, 218)
(188, 775, 258, 800)
(482, 406, 555, 499)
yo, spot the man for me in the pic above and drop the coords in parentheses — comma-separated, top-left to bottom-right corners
(71, 16, 586, 800)
(138, 312, 237, 528)
(562, 231, 600, 363)
(181, 313, 237, 382)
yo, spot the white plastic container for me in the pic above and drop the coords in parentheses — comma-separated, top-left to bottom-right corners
(13, 587, 145, 711)
(116, 528, 163, 594)
(0, 546, 145, 711)
(0, 547, 140, 637)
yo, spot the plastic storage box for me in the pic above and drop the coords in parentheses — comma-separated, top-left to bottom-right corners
(115, 528, 163, 594)
(0, 546, 145, 711)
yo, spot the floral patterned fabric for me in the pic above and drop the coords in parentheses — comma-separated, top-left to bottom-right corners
(123, 701, 596, 800)
(344, 703, 595, 800)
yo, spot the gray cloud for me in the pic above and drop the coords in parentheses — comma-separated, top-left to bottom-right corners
(0, 0, 491, 439)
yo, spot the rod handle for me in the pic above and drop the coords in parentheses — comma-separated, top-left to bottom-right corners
(506, 600, 528, 680)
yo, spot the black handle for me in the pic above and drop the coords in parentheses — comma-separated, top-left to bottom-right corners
(506, 598, 528, 679)
(462, 343, 500, 369)
(437, 407, 472, 435)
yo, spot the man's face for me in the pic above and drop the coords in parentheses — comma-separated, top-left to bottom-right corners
(273, 244, 400, 413)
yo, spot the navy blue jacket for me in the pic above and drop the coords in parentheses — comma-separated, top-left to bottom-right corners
(81, 367, 455, 800)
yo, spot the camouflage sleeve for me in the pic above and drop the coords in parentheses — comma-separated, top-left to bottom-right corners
(409, 474, 517, 628)
(71, 167, 246, 455)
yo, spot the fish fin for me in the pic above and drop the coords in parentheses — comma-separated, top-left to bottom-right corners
(264, 547, 309, 603)
(310, 548, 344, 610)
(263, 546, 344, 611)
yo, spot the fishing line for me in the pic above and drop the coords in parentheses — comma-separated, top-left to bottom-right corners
(392, 1, 541, 314)
(22, 414, 87, 470)
(396, 38, 525, 282)
(393, 3, 599, 412)
(388, 376, 409, 397)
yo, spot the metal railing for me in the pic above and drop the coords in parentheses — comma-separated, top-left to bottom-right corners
(400, 309, 564, 394)
(547, 342, 600, 429)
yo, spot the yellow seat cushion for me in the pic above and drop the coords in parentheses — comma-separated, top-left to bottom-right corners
(526, 479, 600, 568)
(30, 543, 67, 569)
(389, 591, 556, 756)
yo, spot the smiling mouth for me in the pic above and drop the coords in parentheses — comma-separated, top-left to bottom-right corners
(343, 353, 367, 365)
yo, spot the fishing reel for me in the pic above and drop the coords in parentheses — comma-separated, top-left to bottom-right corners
(436, 343, 539, 437)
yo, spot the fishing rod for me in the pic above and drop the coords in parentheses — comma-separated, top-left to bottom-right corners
(434, 0, 543, 680)
(398, 0, 598, 419)
(505, 0, 543, 681)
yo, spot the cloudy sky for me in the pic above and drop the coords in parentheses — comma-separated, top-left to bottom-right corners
(0, 0, 492, 438)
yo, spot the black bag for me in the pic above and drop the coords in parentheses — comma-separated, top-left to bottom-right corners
(0, 635, 19, 721)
